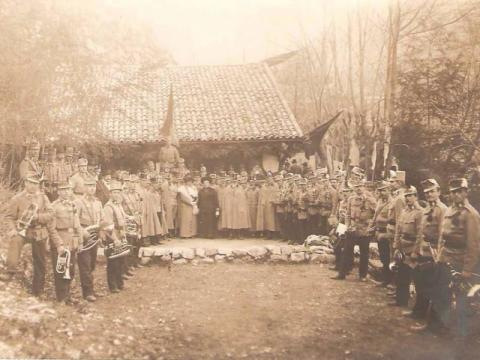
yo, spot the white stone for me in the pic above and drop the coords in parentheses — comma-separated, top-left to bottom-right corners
(205, 248, 218, 257)
(309, 246, 328, 254)
(280, 246, 293, 256)
(269, 254, 288, 263)
(172, 258, 188, 265)
(232, 249, 248, 257)
(265, 245, 281, 255)
(292, 245, 307, 253)
(140, 257, 151, 265)
(181, 248, 195, 260)
(290, 252, 306, 263)
(309, 254, 325, 264)
(160, 254, 172, 262)
(200, 257, 215, 264)
(171, 248, 183, 259)
(217, 248, 233, 256)
(247, 246, 268, 259)
(214, 254, 226, 262)
(152, 248, 170, 257)
(195, 248, 206, 258)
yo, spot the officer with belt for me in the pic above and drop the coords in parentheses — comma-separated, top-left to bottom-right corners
(69, 158, 94, 197)
(333, 181, 376, 281)
(372, 181, 393, 287)
(74, 177, 105, 302)
(407, 179, 447, 323)
(51, 181, 84, 303)
(0, 172, 57, 297)
(390, 186, 423, 307)
(103, 181, 128, 293)
(433, 178, 480, 338)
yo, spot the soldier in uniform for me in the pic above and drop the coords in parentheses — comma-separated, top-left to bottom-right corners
(103, 181, 128, 293)
(74, 177, 104, 302)
(387, 175, 406, 258)
(317, 178, 337, 235)
(50, 182, 84, 303)
(273, 174, 286, 239)
(333, 181, 376, 281)
(0, 172, 56, 295)
(329, 186, 353, 271)
(294, 179, 309, 244)
(19, 140, 42, 181)
(246, 178, 259, 237)
(390, 186, 423, 307)
(69, 158, 93, 197)
(157, 138, 180, 169)
(56, 151, 71, 183)
(406, 179, 447, 322)
(43, 147, 60, 201)
(305, 175, 320, 237)
(372, 181, 393, 286)
(432, 178, 480, 338)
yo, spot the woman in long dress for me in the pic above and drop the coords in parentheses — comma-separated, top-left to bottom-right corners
(177, 175, 198, 238)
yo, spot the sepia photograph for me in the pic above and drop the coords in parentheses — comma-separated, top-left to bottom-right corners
(0, 0, 479, 359)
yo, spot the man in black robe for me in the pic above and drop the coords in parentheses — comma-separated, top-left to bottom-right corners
(198, 177, 219, 238)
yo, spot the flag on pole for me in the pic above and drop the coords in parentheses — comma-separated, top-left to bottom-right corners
(349, 137, 360, 167)
(371, 141, 378, 171)
(159, 86, 178, 146)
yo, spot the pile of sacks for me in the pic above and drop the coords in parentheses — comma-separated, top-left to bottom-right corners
(138, 242, 336, 266)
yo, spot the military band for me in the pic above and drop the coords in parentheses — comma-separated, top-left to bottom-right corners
(1, 144, 479, 342)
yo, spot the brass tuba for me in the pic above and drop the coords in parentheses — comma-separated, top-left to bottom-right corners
(56, 249, 71, 280)
(16, 203, 38, 237)
(125, 215, 139, 239)
(79, 224, 100, 253)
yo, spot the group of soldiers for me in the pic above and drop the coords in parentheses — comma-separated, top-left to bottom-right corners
(328, 172, 480, 339)
(2, 140, 479, 341)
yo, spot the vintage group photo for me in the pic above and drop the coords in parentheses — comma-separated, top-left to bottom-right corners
(0, 0, 479, 359)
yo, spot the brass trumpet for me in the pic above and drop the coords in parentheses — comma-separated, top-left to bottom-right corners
(56, 249, 71, 280)
(16, 203, 38, 237)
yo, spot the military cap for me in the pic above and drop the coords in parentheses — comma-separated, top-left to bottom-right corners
(342, 186, 353, 192)
(109, 180, 123, 192)
(449, 178, 468, 192)
(389, 170, 406, 183)
(65, 147, 74, 156)
(298, 179, 307, 185)
(274, 174, 283, 182)
(284, 173, 293, 180)
(178, 158, 185, 164)
(404, 185, 418, 196)
(57, 181, 72, 190)
(421, 178, 440, 193)
(240, 170, 248, 177)
(25, 171, 42, 184)
(377, 181, 391, 191)
(78, 158, 88, 166)
(209, 173, 217, 179)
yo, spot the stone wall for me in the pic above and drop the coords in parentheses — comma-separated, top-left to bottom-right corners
(138, 244, 336, 266)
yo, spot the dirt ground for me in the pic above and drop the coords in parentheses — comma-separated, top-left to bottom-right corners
(1, 262, 479, 360)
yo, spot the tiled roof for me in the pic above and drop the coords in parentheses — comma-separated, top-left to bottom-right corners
(100, 63, 303, 143)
